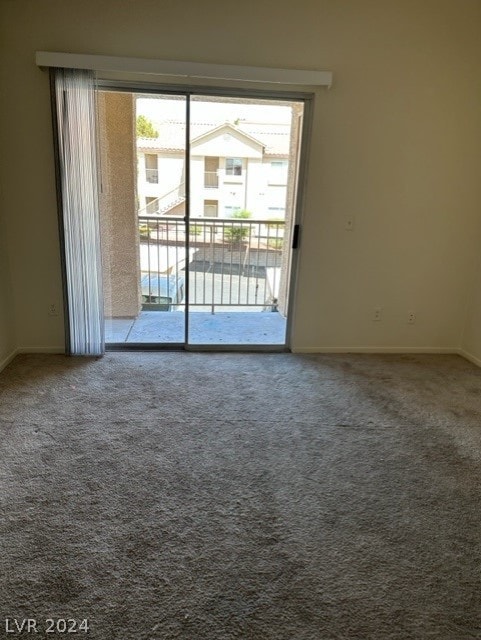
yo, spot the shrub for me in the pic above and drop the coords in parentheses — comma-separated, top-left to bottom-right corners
(189, 224, 202, 236)
(139, 223, 149, 237)
(232, 209, 252, 219)
(268, 238, 283, 250)
(224, 209, 252, 244)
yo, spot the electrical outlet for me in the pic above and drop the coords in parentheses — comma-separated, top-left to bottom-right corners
(408, 311, 416, 324)
(345, 216, 355, 231)
(373, 307, 382, 322)
(48, 303, 59, 317)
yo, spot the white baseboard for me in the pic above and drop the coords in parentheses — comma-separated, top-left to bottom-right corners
(291, 345, 481, 369)
(0, 348, 19, 373)
(17, 346, 65, 354)
(0, 346, 65, 373)
(291, 346, 459, 355)
(457, 349, 481, 368)
(3, 345, 481, 371)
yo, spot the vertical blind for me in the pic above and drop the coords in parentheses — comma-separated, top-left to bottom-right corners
(52, 68, 104, 355)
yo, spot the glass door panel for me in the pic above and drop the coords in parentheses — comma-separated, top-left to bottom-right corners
(100, 92, 187, 345)
(187, 95, 304, 347)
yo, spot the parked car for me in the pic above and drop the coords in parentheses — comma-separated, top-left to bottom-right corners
(140, 273, 184, 311)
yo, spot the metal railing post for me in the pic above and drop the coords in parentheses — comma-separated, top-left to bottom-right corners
(210, 222, 215, 314)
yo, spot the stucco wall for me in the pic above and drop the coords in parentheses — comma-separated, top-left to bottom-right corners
(1, 0, 481, 352)
(98, 92, 140, 318)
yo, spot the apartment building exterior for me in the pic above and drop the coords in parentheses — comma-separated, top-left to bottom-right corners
(137, 121, 289, 219)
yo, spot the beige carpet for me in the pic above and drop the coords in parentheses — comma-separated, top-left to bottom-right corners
(0, 352, 480, 639)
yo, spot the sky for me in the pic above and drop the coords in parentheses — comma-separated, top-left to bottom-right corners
(136, 96, 293, 125)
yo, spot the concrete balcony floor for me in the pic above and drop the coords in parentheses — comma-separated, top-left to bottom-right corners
(105, 310, 287, 345)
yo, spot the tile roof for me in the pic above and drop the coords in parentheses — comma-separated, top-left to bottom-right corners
(137, 121, 289, 156)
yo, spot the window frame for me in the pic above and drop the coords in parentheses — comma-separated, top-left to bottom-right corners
(225, 157, 243, 177)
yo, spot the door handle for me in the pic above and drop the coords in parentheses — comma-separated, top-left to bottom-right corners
(292, 224, 300, 249)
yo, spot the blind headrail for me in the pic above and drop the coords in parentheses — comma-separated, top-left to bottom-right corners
(35, 51, 333, 87)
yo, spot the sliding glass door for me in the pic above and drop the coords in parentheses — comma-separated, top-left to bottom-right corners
(101, 93, 188, 345)
(99, 89, 306, 350)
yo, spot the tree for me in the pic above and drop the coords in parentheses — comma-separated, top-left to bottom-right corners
(136, 115, 158, 138)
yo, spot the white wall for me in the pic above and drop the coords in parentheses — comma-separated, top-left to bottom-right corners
(0, 56, 16, 366)
(137, 152, 185, 205)
(0, 211, 15, 368)
(1, 0, 481, 353)
(461, 251, 481, 364)
(190, 156, 206, 218)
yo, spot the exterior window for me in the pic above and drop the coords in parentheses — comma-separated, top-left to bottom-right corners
(224, 205, 241, 217)
(204, 200, 218, 217)
(268, 160, 288, 184)
(145, 154, 158, 183)
(225, 158, 242, 176)
(268, 206, 286, 217)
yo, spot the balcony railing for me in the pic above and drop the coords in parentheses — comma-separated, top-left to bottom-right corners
(138, 216, 285, 312)
(138, 183, 186, 217)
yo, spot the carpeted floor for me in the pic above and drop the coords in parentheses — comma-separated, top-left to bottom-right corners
(0, 352, 480, 639)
